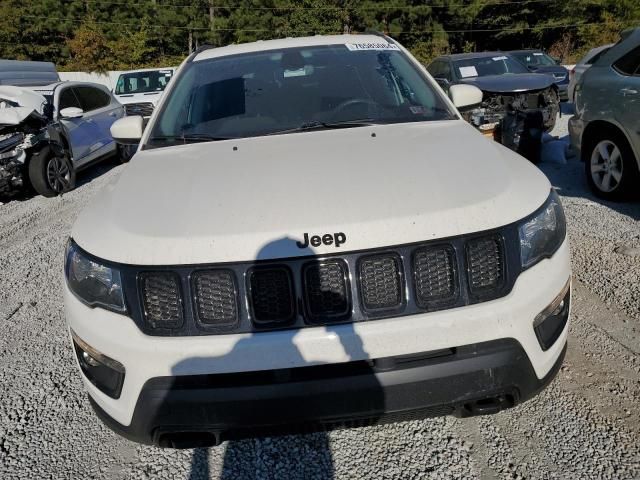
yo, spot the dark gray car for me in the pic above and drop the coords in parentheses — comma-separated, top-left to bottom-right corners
(508, 50, 570, 101)
(427, 52, 559, 162)
(569, 28, 640, 200)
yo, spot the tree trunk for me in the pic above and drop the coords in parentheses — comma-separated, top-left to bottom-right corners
(188, 30, 193, 53)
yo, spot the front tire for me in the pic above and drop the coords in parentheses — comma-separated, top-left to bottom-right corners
(584, 130, 639, 200)
(28, 148, 76, 198)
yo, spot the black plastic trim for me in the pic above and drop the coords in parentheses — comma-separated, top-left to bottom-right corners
(302, 259, 352, 324)
(138, 271, 185, 330)
(357, 252, 406, 315)
(191, 269, 240, 330)
(246, 265, 297, 327)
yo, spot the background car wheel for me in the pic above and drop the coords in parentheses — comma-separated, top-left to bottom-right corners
(28, 148, 76, 198)
(117, 144, 136, 163)
(584, 130, 639, 200)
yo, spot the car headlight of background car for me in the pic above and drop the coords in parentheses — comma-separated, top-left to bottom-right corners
(65, 240, 125, 312)
(519, 190, 566, 269)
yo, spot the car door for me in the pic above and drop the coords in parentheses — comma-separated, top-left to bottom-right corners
(74, 85, 123, 162)
(56, 86, 97, 163)
(612, 46, 640, 159)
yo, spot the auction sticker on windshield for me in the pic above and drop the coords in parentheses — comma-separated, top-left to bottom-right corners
(345, 42, 400, 51)
(459, 66, 478, 78)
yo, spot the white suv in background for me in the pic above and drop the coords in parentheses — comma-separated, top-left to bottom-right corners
(64, 34, 571, 448)
(113, 68, 175, 118)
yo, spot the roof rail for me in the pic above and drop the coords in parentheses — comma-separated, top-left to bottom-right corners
(192, 44, 217, 54)
(364, 29, 390, 40)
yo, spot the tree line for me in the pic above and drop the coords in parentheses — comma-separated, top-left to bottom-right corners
(0, 0, 638, 72)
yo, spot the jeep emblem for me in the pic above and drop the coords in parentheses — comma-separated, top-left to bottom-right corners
(296, 232, 346, 248)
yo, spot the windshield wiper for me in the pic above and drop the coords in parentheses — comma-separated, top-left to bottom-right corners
(149, 133, 237, 145)
(266, 119, 380, 136)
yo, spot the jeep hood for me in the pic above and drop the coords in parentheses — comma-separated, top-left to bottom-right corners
(460, 73, 555, 93)
(73, 120, 550, 265)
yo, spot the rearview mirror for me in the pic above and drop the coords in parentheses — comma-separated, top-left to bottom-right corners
(110, 116, 144, 145)
(448, 84, 483, 109)
(59, 107, 84, 119)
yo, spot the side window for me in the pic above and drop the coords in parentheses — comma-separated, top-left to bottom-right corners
(613, 46, 640, 76)
(586, 48, 610, 65)
(58, 88, 81, 110)
(74, 86, 111, 112)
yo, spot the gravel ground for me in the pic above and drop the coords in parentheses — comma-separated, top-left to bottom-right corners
(1, 114, 639, 479)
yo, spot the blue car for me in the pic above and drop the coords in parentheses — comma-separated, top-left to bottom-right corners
(0, 81, 127, 198)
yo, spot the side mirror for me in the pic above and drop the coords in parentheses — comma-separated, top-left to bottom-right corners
(59, 107, 84, 119)
(449, 84, 483, 109)
(110, 116, 144, 145)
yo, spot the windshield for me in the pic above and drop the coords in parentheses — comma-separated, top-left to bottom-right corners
(115, 69, 173, 95)
(453, 55, 528, 78)
(146, 44, 455, 147)
(511, 52, 557, 67)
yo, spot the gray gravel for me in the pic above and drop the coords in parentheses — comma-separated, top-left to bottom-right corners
(1, 115, 639, 479)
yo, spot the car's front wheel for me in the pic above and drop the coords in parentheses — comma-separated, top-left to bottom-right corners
(585, 131, 639, 200)
(28, 148, 76, 198)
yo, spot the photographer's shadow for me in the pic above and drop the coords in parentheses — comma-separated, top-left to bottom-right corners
(179, 237, 384, 479)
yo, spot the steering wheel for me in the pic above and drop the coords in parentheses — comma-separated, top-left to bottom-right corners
(330, 98, 379, 118)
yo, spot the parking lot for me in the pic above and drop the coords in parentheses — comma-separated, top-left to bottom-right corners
(0, 111, 639, 479)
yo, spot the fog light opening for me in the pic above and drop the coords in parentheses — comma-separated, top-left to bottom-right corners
(534, 280, 571, 351)
(71, 331, 125, 399)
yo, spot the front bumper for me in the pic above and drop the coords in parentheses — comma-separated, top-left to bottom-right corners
(65, 239, 571, 443)
(89, 337, 567, 447)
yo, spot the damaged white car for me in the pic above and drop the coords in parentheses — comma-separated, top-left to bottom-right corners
(0, 82, 125, 198)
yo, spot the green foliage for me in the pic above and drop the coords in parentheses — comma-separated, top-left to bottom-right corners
(0, 0, 638, 71)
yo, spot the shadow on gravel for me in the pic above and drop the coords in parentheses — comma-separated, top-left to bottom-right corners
(188, 448, 210, 480)
(74, 154, 122, 189)
(171, 237, 384, 479)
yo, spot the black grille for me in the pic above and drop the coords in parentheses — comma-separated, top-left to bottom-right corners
(466, 236, 505, 295)
(413, 246, 457, 308)
(140, 272, 183, 328)
(249, 267, 295, 324)
(124, 102, 154, 116)
(303, 261, 350, 322)
(359, 255, 403, 311)
(113, 223, 522, 336)
(193, 270, 238, 327)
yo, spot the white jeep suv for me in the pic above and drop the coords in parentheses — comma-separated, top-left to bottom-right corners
(64, 35, 571, 448)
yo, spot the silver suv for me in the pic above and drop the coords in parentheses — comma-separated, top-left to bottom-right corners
(569, 28, 640, 200)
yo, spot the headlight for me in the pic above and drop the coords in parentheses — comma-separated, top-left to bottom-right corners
(65, 240, 125, 312)
(519, 190, 566, 269)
